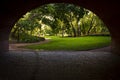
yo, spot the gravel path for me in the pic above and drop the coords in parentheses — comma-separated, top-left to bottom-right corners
(89, 46, 111, 52)
(6, 37, 114, 80)
(0, 51, 120, 80)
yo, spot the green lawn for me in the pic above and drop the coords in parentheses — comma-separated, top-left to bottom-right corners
(23, 36, 111, 51)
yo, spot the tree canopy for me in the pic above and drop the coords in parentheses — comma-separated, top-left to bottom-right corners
(10, 3, 109, 43)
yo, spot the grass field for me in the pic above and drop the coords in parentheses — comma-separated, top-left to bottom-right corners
(23, 36, 111, 51)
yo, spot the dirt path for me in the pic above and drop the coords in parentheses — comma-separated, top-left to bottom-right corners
(89, 46, 111, 52)
(9, 39, 50, 50)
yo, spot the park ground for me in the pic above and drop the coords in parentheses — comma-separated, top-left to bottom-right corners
(9, 36, 111, 52)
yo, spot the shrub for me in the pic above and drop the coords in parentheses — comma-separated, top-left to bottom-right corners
(19, 34, 45, 43)
(88, 33, 110, 36)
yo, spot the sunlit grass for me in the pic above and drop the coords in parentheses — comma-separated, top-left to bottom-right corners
(23, 36, 111, 51)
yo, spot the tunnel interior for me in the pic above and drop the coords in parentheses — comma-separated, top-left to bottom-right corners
(0, 1, 120, 80)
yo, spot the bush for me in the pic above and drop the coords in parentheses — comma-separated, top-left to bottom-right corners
(10, 32, 45, 43)
(19, 34, 45, 43)
(88, 33, 110, 36)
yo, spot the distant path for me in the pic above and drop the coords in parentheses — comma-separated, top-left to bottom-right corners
(9, 39, 111, 52)
(9, 39, 50, 51)
(88, 46, 111, 52)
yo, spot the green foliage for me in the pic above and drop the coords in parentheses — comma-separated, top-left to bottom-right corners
(19, 33, 45, 43)
(10, 3, 110, 43)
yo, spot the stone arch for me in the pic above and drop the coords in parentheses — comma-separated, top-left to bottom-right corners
(0, 0, 120, 53)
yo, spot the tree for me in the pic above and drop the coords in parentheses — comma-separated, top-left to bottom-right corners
(10, 3, 109, 42)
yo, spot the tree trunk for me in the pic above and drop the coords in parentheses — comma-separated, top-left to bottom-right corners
(61, 28, 64, 37)
(72, 26, 76, 37)
(77, 22, 81, 37)
(82, 22, 86, 35)
(69, 14, 76, 37)
(87, 17, 94, 35)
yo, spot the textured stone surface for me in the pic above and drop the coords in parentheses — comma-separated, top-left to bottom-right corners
(0, 51, 120, 80)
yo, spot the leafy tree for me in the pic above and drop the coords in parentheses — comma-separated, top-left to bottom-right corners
(10, 3, 109, 43)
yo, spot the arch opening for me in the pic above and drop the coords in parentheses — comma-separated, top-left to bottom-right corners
(9, 3, 111, 52)
(0, 0, 120, 80)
